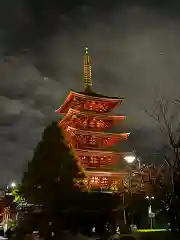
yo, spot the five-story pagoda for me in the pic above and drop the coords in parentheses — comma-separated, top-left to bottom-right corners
(56, 48, 131, 192)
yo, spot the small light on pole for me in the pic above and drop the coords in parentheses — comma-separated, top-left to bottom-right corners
(146, 196, 154, 200)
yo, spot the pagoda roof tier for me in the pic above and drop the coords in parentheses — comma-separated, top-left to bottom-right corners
(56, 91, 123, 114)
(64, 108, 126, 121)
(59, 108, 126, 131)
(66, 126, 129, 139)
(75, 149, 131, 169)
(65, 126, 130, 149)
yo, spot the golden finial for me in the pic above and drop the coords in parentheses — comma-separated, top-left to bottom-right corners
(84, 47, 92, 91)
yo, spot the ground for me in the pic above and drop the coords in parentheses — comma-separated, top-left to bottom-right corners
(118, 232, 180, 240)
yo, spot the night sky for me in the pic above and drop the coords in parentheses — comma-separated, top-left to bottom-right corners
(0, 0, 180, 186)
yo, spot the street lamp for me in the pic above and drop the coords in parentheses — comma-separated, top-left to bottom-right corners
(124, 155, 136, 163)
(11, 182, 16, 188)
(146, 196, 155, 229)
(124, 155, 141, 169)
(7, 181, 16, 190)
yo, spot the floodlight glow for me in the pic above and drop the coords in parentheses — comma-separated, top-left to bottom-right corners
(11, 182, 16, 188)
(137, 229, 167, 232)
(124, 156, 136, 163)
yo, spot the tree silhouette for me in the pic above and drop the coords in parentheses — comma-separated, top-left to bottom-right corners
(146, 98, 180, 194)
(22, 121, 85, 206)
(20, 122, 121, 236)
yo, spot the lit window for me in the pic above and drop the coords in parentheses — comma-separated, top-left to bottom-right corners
(90, 176, 99, 184)
(101, 177, 108, 185)
(90, 157, 98, 164)
(90, 136, 96, 145)
(81, 156, 86, 161)
(103, 157, 111, 164)
(97, 120, 105, 128)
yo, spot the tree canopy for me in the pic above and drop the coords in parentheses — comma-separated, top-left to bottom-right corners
(21, 121, 85, 206)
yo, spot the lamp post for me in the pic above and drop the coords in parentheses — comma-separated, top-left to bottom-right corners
(122, 155, 136, 227)
(146, 196, 155, 229)
(123, 154, 141, 229)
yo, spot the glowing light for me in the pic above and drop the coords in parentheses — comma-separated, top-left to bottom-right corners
(10, 182, 16, 188)
(90, 176, 99, 184)
(11, 182, 16, 187)
(146, 196, 154, 200)
(137, 229, 167, 232)
(124, 155, 135, 163)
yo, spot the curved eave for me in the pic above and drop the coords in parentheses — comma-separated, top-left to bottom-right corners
(75, 149, 132, 157)
(71, 91, 124, 101)
(67, 126, 130, 138)
(85, 170, 128, 176)
(55, 91, 73, 114)
(59, 108, 126, 126)
(66, 108, 126, 120)
(55, 90, 124, 114)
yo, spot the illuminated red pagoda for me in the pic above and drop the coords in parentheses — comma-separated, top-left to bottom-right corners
(56, 48, 131, 191)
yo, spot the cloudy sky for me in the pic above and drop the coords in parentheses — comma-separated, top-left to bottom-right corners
(0, 0, 180, 186)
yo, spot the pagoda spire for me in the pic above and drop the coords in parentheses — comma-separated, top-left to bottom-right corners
(84, 47, 92, 92)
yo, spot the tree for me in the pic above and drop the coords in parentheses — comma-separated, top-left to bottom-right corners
(20, 122, 123, 237)
(10, 186, 25, 204)
(21, 121, 85, 206)
(146, 98, 180, 194)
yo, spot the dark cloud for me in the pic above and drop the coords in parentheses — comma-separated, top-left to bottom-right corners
(0, 0, 180, 186)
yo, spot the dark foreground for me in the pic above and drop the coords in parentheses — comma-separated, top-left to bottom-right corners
(12, 232, 180, 240)
(5, 230, 180, 239)
(118, 232, 180, 240)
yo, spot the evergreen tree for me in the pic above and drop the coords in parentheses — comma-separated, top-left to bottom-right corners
(21, 121, 85, 206)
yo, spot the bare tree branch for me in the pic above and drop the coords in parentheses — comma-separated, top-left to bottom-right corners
(146, 97, 180, 193)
